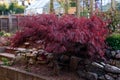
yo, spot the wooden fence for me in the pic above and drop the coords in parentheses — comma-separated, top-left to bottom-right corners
(0, 65, 46, 80)
(0, 15, 23, 33)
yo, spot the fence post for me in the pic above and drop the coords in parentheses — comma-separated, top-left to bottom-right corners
(9, 14, 13, 32)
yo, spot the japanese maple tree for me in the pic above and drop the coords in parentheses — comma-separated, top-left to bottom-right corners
(11, 14, 109, 58)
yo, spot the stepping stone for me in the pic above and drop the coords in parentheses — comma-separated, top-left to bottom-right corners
(0, 53, 15, 60)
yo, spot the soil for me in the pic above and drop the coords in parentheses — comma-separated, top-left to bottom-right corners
(12, 63, 84, 80)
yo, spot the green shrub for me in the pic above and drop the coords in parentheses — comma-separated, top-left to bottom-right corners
(1, 57, 10, 66)
(0, 3, 8, 15)
(0, 31, 11, 37)
(106, 33, 120, 50)
(70, 2, 76, 7)
(9, 2, 25, 14)
(0, 3, 25, 15)
(0, 31, 4, 36)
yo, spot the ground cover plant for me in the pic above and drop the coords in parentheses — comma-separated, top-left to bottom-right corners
(11, 14, 109, 59)
(106, 33, 120, 50)
(0, 31, 11, 46)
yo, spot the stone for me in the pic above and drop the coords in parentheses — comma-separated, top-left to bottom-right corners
(24, 42, 30, 45)
(77, 70, 86, 78)
(100, 62, 106, 66)
(17, 48, 26, 52)
(107, 73, 118, 78)
(28, 58, 35, 64)
(111, 51, 116, 57)
(77, 71, 98, 80)
(47, 61, 54, 68)
(38, 49, 45, 54)
(109, 59, 116, 65)
(116, 77, 120, 80)
(12, 53, 27, 64)
(86, 72, 98, 80)
(0, 47, 5, 53)
(32, 51, 38, 54)
(32, 48, 37, 51)
(53, 60, 60, 75)
(98, 75, 106, 80)
(112, 74, 118, 78)
(92, 62, 104, 69)
(115, 60, 120, 68)
(105, 74, 115, 80)
(105, 49, 112, 58)
(60, 55, 70, 62)
(47, 53, 54, 60)
(26, 53, 32, 57)
(104, 64, 120, 74)
(116, 50, 120, 54)
(69, 56, 80, 71)
(115, 53, 120, 59)
(84, 59, 91, 65)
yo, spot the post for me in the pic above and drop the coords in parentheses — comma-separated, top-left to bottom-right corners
(50, 0, 54, 13)
(111, 0, 116, 10)
(9, 14, 12, 32)
(76, 0, 81, 17)
(90, 0, 93, 15)
(64, 0, 69, 14)
(101, 0, 102, 11)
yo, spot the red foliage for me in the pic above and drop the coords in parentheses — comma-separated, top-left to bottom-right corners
(11, 14, 108, 58)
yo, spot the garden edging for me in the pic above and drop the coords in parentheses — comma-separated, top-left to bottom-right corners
(0, 65, 46, 80)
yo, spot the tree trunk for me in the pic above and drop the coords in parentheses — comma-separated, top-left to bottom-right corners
(64, 0, 69, 14)
(76, 0, 80, 17)
(101, 0, 102, 11)
(50, 0, 54, 13)
(90, 0, 94, 16)
(111, 0, 116, 10)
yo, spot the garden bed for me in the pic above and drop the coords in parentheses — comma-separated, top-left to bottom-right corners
(1, 14, 120, 80)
